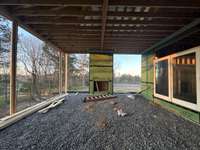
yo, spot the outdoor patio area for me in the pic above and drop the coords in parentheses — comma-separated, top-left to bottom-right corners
(0, 94, 200, 150)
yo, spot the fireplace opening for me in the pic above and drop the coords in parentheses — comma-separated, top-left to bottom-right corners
(94, 81, 109, 92)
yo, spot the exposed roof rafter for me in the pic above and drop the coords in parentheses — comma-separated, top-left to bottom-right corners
(1, 0, 200, 54)
(101, 0, 109, 49)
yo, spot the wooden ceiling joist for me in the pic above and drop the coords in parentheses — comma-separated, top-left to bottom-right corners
(100, 0, 108, 49)
(14, 9, 200, 19)
(47, 33, 166, 37)
(143, 18, 200, 54)
(24, 18, 188, 26)
(1, 0, 200, 8)
(39, 27, 178, 34)
(0, 0, 101, 7)
(49, 37, 161, 41)
(0, 6, 60, 50)
(1, 0, 200, 54)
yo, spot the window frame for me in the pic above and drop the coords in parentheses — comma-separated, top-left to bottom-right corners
(154, 56, 171, 102)
(171, 47, 200, 111)
(154, 46, 200, 112)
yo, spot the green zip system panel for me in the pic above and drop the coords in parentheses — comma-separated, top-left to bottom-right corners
(89, 54, 113, 95)
(141, 53, 200, 123)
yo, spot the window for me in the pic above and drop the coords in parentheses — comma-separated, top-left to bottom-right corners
(155, 60, 169, 96)
(113, 54, 141, 93)
(154, 46, 200, 111)
(154, 56, 170, 101)
(172, 53, 196, 104)
(16, 27, 59, 112)
(0, 15, 12, 118)
(68, 54, 89, 92)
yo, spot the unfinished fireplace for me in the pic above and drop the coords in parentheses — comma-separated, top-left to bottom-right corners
(89, 54, 113, 95)
(94, 81, 109, 92)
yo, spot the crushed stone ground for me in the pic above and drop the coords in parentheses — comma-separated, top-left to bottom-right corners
(0, 94, 200, 150)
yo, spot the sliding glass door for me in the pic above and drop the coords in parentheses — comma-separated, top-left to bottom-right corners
(171, 48, 200, 111)
(154, 46, 200, 111)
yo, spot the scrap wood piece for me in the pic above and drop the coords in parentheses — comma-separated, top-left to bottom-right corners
(83, 94, 117, 103)
(83, 102, 96, 112)
(95, 82, 99, 92)
(0, 93, 68, 130)
(113, 106, 127, 117)
(95, 114, 109, 128)
(127, 94, 135, 100)
(38, 98, 65, 114)
(117, 108, 127, 117)
(110, 101, 117, 105)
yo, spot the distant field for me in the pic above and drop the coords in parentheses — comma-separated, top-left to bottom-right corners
(68, 86, 89, 92)
(114, 83, 141, 93)
(68, 84, 141, 93)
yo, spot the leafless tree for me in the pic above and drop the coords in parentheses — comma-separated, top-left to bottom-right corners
(0, 16, 11, 103)
(76, 54, 89, 87)
(17, 35, 43, 100)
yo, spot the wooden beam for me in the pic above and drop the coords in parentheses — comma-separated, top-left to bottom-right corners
(14, 9, 200, 19)
(58, 44, 151, 49)
(109, 0, 200, 8)
(0, 0, 100, 6)
(0, 6, 60, 51)
(64, 53, 68, 93)
(0, 94, 68, 130)
(59, 47, 144, 54)
(10, 20, 18, 115)
(59, 51, 63, 94)
(1, 0, 200, 8)
(49, 36, 162, 39)
(24, 17, 190, 26)
(54, 40, 156, 44)
(31, 22, 180, 30)
(43, 33, 170, 38)
(143, 18, 200, 54)
(50, 37, 161, 41)
(57, 40, 154, 44)
(38, 26, 177, 34)
(98, 0, 110, 50)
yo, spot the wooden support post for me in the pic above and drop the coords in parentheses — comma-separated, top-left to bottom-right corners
(59, 51, 63, 94)
(64, 53, 68, 93)
(10, 20, 18, 115)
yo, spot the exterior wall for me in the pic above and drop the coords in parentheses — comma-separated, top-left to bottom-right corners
(89, 54, 113, 95)
(141, 53, 154, 100)
(141, 52, 200, 123)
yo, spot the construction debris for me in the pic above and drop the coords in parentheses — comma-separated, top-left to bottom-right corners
(117, 108, 127, 117)
(127, 94, 135, 100)
(112, 103, 127, 117)
(75, 92, 79, 96)
(110, 101, 117, 105)
(0, 93, 68, 130)
(83, 94, 117, 103)
(95, 114, 109, 129)
(38, 98, 65, 114)
(83, 102, 96, 112)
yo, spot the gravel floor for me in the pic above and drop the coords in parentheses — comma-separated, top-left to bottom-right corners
(0, 94, 200, 150)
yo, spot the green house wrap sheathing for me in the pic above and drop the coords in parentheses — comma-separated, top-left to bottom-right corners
(89, 54, 113, 95)
(141, 54, 154, 100)
(141, 53, 200, 123)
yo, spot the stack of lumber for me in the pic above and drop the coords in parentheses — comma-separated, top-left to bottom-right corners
(0, 93, 68, 130)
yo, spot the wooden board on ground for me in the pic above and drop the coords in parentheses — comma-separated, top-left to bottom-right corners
(83, 94, 117, 103)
